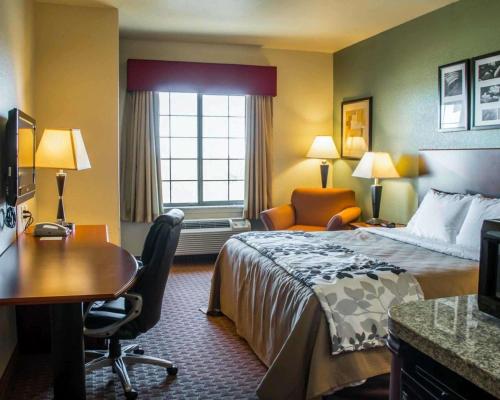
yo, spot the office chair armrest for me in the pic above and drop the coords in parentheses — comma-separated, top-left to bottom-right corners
(83, 292, 143, 338)
(134, 256, 144, 268)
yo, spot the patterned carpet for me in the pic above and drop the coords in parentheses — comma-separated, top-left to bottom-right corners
(5, 259, 389, 399)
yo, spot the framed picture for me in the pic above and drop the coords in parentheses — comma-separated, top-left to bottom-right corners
(341, 97, 372, 160)
(471, 50, 500, 129)
(438, 60, 469, 132)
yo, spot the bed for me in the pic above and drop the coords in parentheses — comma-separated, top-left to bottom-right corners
(207, 149, 500, 400)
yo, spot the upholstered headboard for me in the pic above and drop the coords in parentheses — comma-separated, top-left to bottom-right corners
(418, 149, 500, 202)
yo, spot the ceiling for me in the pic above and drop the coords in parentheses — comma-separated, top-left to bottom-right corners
(41, 0, 457, 53)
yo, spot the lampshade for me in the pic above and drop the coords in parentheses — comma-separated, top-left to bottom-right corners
(36, 129, 91, 170)
(306, 136, 339, 159)
(352, 152, 399, 179)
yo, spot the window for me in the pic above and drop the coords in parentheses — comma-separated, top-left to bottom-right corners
(159, 92, 246, 206)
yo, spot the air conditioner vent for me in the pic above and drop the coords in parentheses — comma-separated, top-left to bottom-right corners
(182, 219, 231, 230)
(176, 218, 251, 256)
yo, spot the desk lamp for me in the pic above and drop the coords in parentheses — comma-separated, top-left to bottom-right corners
(352, 152, 399, 225)
(306, 136, 339, 188)
(36, 129, 91, 228)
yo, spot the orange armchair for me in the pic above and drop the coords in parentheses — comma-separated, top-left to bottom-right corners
(260, 188, 361, 231)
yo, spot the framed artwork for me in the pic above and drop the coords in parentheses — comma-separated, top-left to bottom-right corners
(341, 97, 372, 160)
(471, 50, 500, 129)
(438, 60, 469, 132)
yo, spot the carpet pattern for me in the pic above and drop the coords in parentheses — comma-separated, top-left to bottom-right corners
(5, 260, 388, 399)
(6, 261, 266, 399)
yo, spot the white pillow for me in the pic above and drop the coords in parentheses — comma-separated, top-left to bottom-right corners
(456, 196, 500, 252)
(407, 189, 474, 243)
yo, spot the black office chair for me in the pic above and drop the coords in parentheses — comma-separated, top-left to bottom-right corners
(83, 209, 184, 399)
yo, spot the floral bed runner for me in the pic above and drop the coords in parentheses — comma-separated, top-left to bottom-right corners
(233, 231, 423, 355)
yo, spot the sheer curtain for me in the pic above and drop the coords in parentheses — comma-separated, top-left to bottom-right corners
(120, 91, 163, 222)
(244, 95, 273, 219)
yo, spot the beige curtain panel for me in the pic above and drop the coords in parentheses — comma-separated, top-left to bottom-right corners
(120, 91, 163, 222)
(245, 95, 273, 219)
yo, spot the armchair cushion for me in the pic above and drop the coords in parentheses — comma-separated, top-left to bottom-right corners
(288, 225, 325, 232)
(292, 188, 359, 227)
(260, 204, 295, 230)
(260, 187, 360, 231)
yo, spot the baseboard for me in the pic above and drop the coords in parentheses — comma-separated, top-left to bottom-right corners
(0, 345, 18, 399)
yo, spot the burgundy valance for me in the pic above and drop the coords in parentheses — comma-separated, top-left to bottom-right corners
(127, 59, 277, 97)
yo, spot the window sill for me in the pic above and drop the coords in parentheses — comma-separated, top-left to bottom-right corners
(163, 205, 244, 220)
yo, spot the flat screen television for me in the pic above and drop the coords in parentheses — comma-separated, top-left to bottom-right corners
(4, 108, 36, 206)
(478, 219, 500, 318)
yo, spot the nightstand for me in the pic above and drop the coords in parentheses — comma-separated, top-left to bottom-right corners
(349, 221, 405, 229)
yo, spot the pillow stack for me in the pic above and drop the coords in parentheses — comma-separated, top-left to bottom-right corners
(407, 189, 474, 243)
(456, 196, 500, 252)
(407, 189, 500, 257)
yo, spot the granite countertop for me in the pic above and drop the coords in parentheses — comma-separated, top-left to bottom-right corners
(389, 295, 500, 398)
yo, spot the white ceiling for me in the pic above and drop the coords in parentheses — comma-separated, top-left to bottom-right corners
(41, 0, 457, 53)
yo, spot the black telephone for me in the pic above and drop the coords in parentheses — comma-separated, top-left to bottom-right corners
(33, 222, 69, 237)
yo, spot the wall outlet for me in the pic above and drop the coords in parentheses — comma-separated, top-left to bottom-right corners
(17, 204, 29, 232)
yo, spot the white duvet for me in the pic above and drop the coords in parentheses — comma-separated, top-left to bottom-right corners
(363, 227, 479, 261)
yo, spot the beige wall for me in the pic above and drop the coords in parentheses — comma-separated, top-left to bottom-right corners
(0, 0, 35, 377)
(120, 39, 333, 253)
(35, 3, 120, 243)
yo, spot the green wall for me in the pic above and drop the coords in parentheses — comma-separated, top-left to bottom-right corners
(332, 0, 500, 223)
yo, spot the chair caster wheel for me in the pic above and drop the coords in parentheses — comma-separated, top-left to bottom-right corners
(133, 348, 145, 355)
(125, 390, 138, 400)
(167, 366, 178, 376)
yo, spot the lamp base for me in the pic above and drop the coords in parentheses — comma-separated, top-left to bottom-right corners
(56, 170, 67, 223)
(371, 183, 383, 220)
(61, 222, 75, 232)
(320, 162, 329, 189)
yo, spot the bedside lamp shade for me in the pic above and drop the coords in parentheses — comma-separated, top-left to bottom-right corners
(36, 128, 91, 226)
(306, 136, 339, 188)
(352, 152, 399, 181)
(36, 129, 91, 170)
(352, 152, 399, 225)
(306, 136, 340, 159)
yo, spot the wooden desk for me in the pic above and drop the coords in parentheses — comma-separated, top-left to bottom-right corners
(0, 225, 137, 399)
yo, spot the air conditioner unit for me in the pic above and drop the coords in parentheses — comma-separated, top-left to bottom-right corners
(175, 218, 251, 256)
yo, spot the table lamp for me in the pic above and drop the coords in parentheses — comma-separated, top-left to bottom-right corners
(352, 152, 399, 225)
(36, 128, 91, 228)
(306, 136, 340, 188)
